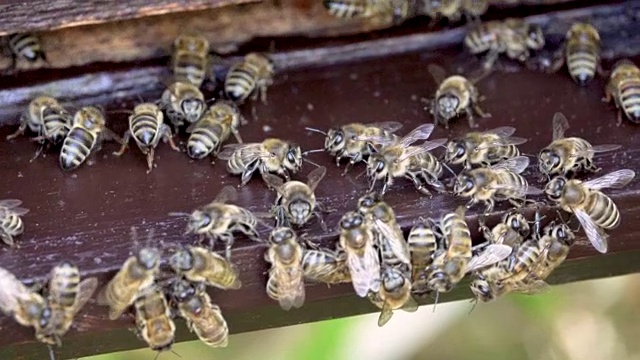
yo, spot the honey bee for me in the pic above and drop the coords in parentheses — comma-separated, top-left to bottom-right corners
(604, 59, 640, 124)
(134, 286, 175, 352)
(175, 185, 259, 260)
(172, 33, 210, 88)
(365, 124, 447, 196)
(529, 221, 575, 281)
(548, 23, 602, 85)
(427, 64, 490, 128)
(322, 0, 410, 24)
(305, 121, 402, 174)
(169, 246, 241, 290)
(302, 248, 351, 284)
(0, 199, 29, 248)
(444, 126, 527, 169)
(264, 227, 305, 310)
(538, 112, 621, 178)
(338, 211, 381, 297)
(36, 262, 98, 346)
(479, 210, 530, 247)
(218, 138, 302, 186)
(160, 81, 205, 128)
(0, 266, 51, 332)
(368, 266, 418, 327)
(464, 18, 545, 69)
(6, 96, 71, 158)
(224, 53, 274, 104)
(59, 106, 121, 172)
(171, 279, 229, 348)
(454, 156, 542, 212)
(113, 103, 180, 173)
(97, 240, 161, 320)
(263, 166, 327, 228)
(544, 169, 635, 253)
(186, 100, 244, 161)
(6, 33, 46, 69)
(407, 220, 438, 294)
(423, 0, 488, 23)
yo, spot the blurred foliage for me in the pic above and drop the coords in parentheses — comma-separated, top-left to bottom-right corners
(81, 273, 640, 360)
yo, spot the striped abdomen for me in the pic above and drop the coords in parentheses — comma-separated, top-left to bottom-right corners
(566, 42, 598, 85)
(323, 0, 368, 18)
(9, 33, 44, 61)
(42, 107, 70, 144)
(187, 123, 226, 159)
(495, 171, 528, 198)
(504, 240, 540, 282)
(410, 152, 443, 178)
(464, 24, 498, 54)
(616, 77, 640, 122)
(1, 213, 24, 236)
(225, 62, 262, 102)
(49, 263, 80, 309)
(584, 191, 620, 229)
(60, 127, 97, 171)
(180, 293, 228, 348)
(408, 224, 437, 280)
(131, 112, 161, 149)
(173, 52, 207, 87)
(441, 212, 472, 259)
(489, 143, 520, 163)
(226, 148, 256, 174)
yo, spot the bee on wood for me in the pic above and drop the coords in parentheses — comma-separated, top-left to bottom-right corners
(171, 279, 229, 348)
(538, 112, 621, 178)
(407, 219, 438, 295)
(218, 138, 302, 186)
(186, 101, 244, 161)
(479, 210, 530, 248)
(302, 248, 351, 284)
(453, 156, 542, 212)
(0, 199, 29, 248)
(368, 266, 418, 327)
(174, 186, 259, 261)
(59, 106, 121, 172)
(323, 0, 410, 25)
(6, 33, 46, 70)
(263, 166, 327, 228)
(169, 246, 241, 290)
(464, 18, 545, 70)
(160, 81, 206, 129)
(422, 0, 488, 23)
(427, 64, 490, 129)
(604, 59, 640, 125)
(36, 262, 98, 346)
(113, 103, 180, 173)
(548, 23, 602, 85)
(545, 169, 635, 253)
(338, 211, 381, 297)
(265, 227, 306, 310)
(0, 267, 51, 333)
(305, 121, 402, 175)
(365, 124, 447, 196)
(134, 286, 175, 352)
(444, 126, 527, 169)
(224, 53, 274, 104)
(172, 33, 210, 88)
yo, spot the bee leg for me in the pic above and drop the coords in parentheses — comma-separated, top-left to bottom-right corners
(160, 124, 181, 152)
(483, 199, 494, 213)
(472, 102, 490, 119)
(29, 145, 46, 163)
(146, 148, 155, 174)
(341, 161, 355, 176)
(221, 235, 234, 262)
(6, 121, 27, 140)
(617, 110, 624, 127)
(482, 50, 500, 72)
(113, 131, 131, 156)
(0, 231, 15, 247)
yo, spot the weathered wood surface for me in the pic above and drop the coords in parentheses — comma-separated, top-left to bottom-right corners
(0, 2, 639, 359)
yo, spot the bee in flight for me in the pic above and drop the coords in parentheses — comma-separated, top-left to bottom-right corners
(604, 59, 640, 125)
(547, 23, 602, 85)
(338, 211, 381, 297)
(172, 33, 210, 88)
(538, 112, 621, 178)
(302, 248, 351, 284)
(264, 227, 306, 310)
(6, 33, 47, 70)
(160, 80, 206, 129)
(444, 126, 527, 170)
(224, 53, 274, 104)
(186, 100, 244, 162)
(134, 285, 176, 352)
(0, 199, 29, 248)
(544, 169, 635, 253)
(218, 138, 302, 186)
(169, 246, 242, 290)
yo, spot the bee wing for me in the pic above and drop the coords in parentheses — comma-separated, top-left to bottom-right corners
(590, 144, 622, 153)
(399, 124, 435, 147)
(368, 121, 404, 133)
(574, 209, 608, 253)
(217, 143, 266, 162)
(347, 245, 381, 297)
(71, 277, 99, 316)
(510, 279, 550, 295)
(306, 166, 327, 192)
(552, 112, 569, 140)
(582, 169, 635, 190)
(490, 183, 543, 197)
(262, 173, 285, 191)
(483, 126, 517, 138)
(213, 185, 238, 204)
(0, 199, 23, 210)
(473, 136, 528, 151)
(401, 296, 419, 313)
(374, 219, 411, 264)
(7, 207, 29, 216)
(274, 267, 305, 310)
(397, 139, 447, 162)
(428, 63, 447, 84)
(466, 244, 512, 273)
(378, 302, 394, 327)
(0, 268, 31, 316)
(490, 156, 529, 174)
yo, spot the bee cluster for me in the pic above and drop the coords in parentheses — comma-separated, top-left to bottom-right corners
(0, 4, 639, 358)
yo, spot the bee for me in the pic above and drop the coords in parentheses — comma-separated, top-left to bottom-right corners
(604, 59, 640, 124)
(171, 279, 229, 348)
(265, 227, 305, 310)
(368, 266, 419, 327)
(59, 106, 120, 172)
(218, 138, 302, 186)
(6, 33, 46, 69)
(186, 100, 244, 161)
(464, 18, 545, 69)
(544, 169, 635, 253)
(176, 185, 259, 260)
(160, 81, 205, 128)
(444, 126, 527, 169)
(134, 286, 175, 352)
(224, 53, 274, 104)
(538, 112, 621, 178)
(338, 211, 381, 297)
(302, 248, 351, 284)
(263, 166, 327, 228)
(305, 121, 402, 174)
(423, 0, 488, 23)
(365, 124, 447, 196)
(427, 64, 490, 129)
(407, 220, 438, 294)
(113, 103, 180, 173)
(0, 199, 29, 248)
(479, 210, 530, 247)
(6, 96, 71, 157)
(36, 262, 98, 346)
(169, 246, 242, 290)
(322, 0, 410, 24)
(0, 266, 51, 332)
(172, 33, 210, 88)
(529, 221, 575, 281)
(97, 242, 161, 320)
(548, 23, 602, 85)
(454, 156, 542, 212)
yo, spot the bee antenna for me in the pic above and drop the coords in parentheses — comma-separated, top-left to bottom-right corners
(354, 168, 367, 180)
(47, 344, 56, 360)
(302, 148, 324, 156)
(441, 162, 457, 178)
(468, 298, 478, 315)
(302, 157, 322, 168)
(432, 290, 439, 313)
(521, 152, 537, 158)
(168, 212, 191, 217)
(305, 127, 327, 136)
(171, 349, 183, 358)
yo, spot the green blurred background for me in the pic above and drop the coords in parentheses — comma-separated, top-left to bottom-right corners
(83, 273, 640, 360)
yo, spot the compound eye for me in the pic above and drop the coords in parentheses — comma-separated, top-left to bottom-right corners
(376, 160, 385, 172)
(201, 214, 212, 227)
(334, 133, 343, 144)
(287, 151, 295, 163)
(465, 179, 474, 191)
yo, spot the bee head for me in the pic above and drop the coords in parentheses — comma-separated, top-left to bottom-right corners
(357, 192, 380, 213)
(269, 227, 295, 245)
(170, 278, 196, 303)
(437, 94, 460, 120)
(340, 211, 364, 230)
(390, 0, 408, 24)
(568, 23, 599, 43)
(506, 212, 530, 238)
(169, 248, 194, 273)
(325, 127, 344, 153)
(288, 199, 311, 225)
(454, 173, 476, 197)
(137, 247, 161, 270)
(526, 24, 545, 50)
(366, 154, 387, 179)
(76, 106, 105, 129)
(381, 268, 406, 293)
(188, 210, 213, 233)
(181, 98, 204, 123)
(427, 268, 452, 293)
(444, 140, 467, 164)
(550, 223, 575, 246)
(284, 145, 302, 173)
(544, 176, 566, 202)
(469, 279, 494, 303)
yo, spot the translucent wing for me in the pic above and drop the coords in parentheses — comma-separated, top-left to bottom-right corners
(274, 266, 305, 310)
(490, 156, 529, 174)
(491, 183, 543, 197)
(483, 126, 516, 138)
(397, 139, 447, 162)
(378, 302, 394, 327)
(401, 296, 419, 313)
(552, 112, 569, 140)
(0, 199, 23, 209)
(0, 267, 32, 317)
(399, 124, 435, 147)
(591, 144, 622, 153)
(510, 279, 550, 295)
(262, 173, 285, 192)
(428, 63, 448, 84)
(306, 166, 327, 192)
(72, 277, 99, 316)
(213, 185, 238, 204)
(217, 143, 266, 161)
(346, 244, 381, 297)
(367, 121, 404, 133)
(466, 244, 512, 273)
(374, 219, 411, 264)
(574, 209, 608, 253)
(582, 169, 635, 190)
